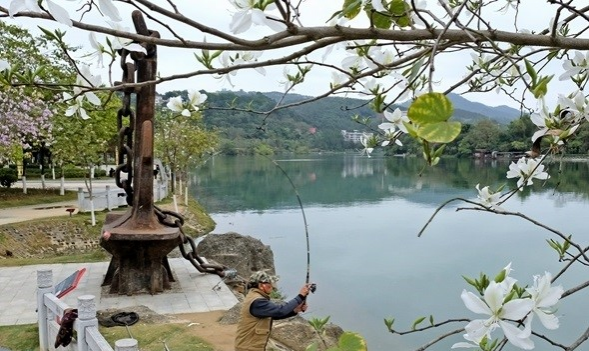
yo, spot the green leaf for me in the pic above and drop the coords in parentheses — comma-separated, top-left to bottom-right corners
(429, 315, 434, 326)
(335, 332, 368, 351)
(494, 268, 506, 283)
(411, 316, 426, 330)
(462, 275, 477, 287)
(384, 318, 395, 330)
(416, 121, 462, 143)
(524, 59, 537, 85)
(408, 92, 454, 125)
(369, 9, 393, 29)
(342, 0, 362, 19)
(390, 0, 412, 27)
(532, 75, 553, 98)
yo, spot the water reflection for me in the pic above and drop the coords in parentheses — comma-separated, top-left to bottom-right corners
(191, 155, 589, 351)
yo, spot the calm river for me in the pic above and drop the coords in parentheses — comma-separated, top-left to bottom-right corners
(191, 154, 589, 350)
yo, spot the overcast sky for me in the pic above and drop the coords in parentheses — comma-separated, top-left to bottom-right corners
(1, 1, 576, 109)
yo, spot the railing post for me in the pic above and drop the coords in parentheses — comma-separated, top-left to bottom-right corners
(156, 181, 161, 201)
(115, 338, 139, 351)
(106, 185, 112, 211)
(78, 187, 85, 212)
(76, 295, 98, 351)
(37, 269, 53, 351)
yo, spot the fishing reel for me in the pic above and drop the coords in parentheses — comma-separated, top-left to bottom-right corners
(309, 283, 317, 294)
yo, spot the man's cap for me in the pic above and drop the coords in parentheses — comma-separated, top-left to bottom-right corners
(249, 270, 279, 284)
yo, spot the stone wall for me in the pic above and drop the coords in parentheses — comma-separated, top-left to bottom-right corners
(0, 221, 100, 259)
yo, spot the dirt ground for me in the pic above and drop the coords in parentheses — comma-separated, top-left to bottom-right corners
(173, 311, 237, 351)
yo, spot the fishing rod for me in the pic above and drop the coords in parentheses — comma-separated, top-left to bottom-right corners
(265, 156, 317, 296)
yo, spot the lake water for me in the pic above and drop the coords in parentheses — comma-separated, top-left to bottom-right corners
(191, 155, 589, 350)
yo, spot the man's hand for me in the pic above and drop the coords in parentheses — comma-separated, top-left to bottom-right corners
(299, 283, 312, 296)
(294, 302, 308, 313)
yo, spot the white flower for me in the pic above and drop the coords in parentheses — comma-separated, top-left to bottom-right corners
(98, 0, 122, 22)
(9, 0, 41, 18)
(526, 272, 563, 330)
(378, 108, 409, 133)
(475, 184, 501, 208)
(360, 134, 374, 157)
(457, 281, 534, 350)
(106, 21, 147, 54)
(229, 0, 285, 34)
(187, 90, 207, 111)
(166, 96, 190, 117)
(46, 0, 72, 26)
(87, 33, 105, 68)
(506, 157, 550, 190)
(330, 72, 348, 88)
(63, 92, 90, 120)
(557, 90, 589, 122)
(559, 51, 589, 81)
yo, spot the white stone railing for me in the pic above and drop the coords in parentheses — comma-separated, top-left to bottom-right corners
(36, 269, 139, 351)
(77, 181, 168, 213)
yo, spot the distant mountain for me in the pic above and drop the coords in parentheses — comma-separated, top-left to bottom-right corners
(263, 91, 520, 125)
(446, 93, 520, 124)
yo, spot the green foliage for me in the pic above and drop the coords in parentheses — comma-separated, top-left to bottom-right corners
(255, 143, 274, 155)
(328, 332, 367, 351)
(411, 316, 426, 330)
(0, 168, 17, 188)
(51, 92, 119, 170)
(547, 235, 572, 261)
(308, 316, 331, 334)
(462, 272, 491, 295)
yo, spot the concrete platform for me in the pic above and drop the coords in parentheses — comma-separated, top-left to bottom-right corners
(0, 258, 239, 326)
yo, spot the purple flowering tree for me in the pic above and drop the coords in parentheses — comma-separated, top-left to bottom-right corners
(0, 88, 54, 193)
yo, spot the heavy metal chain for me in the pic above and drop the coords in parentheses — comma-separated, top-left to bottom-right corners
(114, 49, 135, 207)
(114, 45, 227, 278)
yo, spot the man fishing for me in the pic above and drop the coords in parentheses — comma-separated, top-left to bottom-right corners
(235, 271, 312, 351)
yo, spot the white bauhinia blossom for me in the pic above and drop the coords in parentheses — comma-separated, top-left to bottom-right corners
(46, 0, 72, 26)
(475, 184, 501, 209)
(9, 0, 41, 18)
(106, 21, 148, 54)
(360, 134, 374, 157)
(526, 272, 564, 330)
(63, 92, 90, 120)
(378, 108, 409, 133)
(166, 96, 190, 117)
(455, 281, 535, 350)
(98, 0, 122, 22)
(187, 90, 207, 111)
(87, 33, 105, 68)
(229, 0, 285, 34)
(559, 51, 589, 81)
(557, 90, 589, 122)
(506, 157, 550, 190)
(330, 72, 348, 88)
(530, 106, 552, 142)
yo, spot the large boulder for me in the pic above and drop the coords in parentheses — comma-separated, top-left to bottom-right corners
(196, 232, 276, 279)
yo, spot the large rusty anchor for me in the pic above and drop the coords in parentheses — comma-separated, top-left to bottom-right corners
(100, 11, 226, 295)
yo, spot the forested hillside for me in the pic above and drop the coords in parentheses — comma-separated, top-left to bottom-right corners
(158, 90, 542, 156)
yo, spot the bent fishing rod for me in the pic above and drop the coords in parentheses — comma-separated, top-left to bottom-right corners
(265, 156, 317, 297)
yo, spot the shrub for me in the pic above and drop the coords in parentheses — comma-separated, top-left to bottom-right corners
(0, 168, 18, 188)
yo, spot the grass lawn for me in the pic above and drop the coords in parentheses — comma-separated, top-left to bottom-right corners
(0, 323, 216, 351)
(0, 188, 78, 209)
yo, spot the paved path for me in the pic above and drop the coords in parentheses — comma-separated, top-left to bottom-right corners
(0, 258, 238, 326)
(0, 180, 239, 329)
